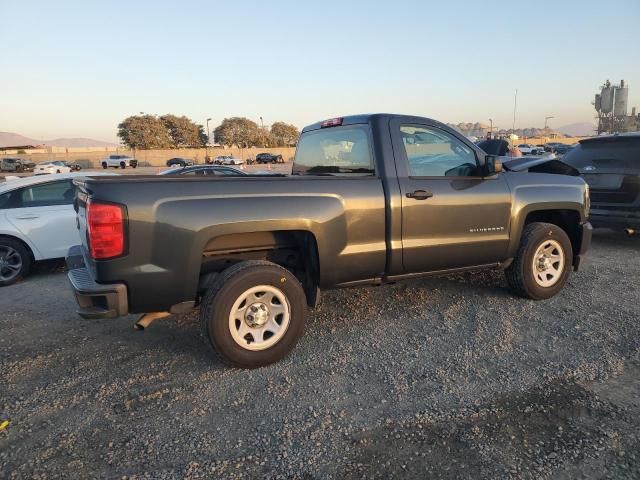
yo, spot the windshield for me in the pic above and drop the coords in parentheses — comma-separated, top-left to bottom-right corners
(293, 125, 374, 176)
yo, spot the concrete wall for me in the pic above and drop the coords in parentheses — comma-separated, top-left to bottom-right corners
(0, 147, 297, 168)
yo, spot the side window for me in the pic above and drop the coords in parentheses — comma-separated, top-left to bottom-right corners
(0, 191, 14, 210)
(18, 181, 75, 207)
(401, 125, 478, 177)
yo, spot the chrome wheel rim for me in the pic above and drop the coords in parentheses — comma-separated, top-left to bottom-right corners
(532, 239, 564, 287)
(0, 246, 22, 282)
(228, 285, 290, 351)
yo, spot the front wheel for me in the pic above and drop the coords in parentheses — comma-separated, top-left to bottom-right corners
(505, 222, 573, 300)
(120, 162, 126, 169)
(102, 162, 108, 169)
(199, 260, 307, 368)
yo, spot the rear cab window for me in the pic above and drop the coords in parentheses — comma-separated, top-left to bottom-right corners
(293, 125, 374, 176)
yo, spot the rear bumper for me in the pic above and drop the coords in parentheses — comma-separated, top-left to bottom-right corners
(573, 222, 592, 271)
(66, 245, 128, 319)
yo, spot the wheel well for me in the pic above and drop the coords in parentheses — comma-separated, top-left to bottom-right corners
(524, 209, 582, 257)
(199, 230, 320, 307)
(0, 234, 35, 261)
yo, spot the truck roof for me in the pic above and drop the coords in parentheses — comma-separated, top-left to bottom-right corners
(301, 113, 444, 133)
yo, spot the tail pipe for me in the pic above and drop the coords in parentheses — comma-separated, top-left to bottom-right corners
(134, 312, 171, 330)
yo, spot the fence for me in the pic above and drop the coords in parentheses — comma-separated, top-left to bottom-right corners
(0, 147, 297, 168)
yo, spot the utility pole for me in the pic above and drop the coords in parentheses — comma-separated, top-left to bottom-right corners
(206, 118, 212, 164)
(544, 116, 554, 129)
(512, 89, 518, 133)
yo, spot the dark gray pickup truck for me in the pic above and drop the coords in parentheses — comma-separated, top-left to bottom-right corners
(67, 114, 592, 367)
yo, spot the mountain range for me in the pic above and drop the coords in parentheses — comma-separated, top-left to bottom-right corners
(0, 132, 117, 148)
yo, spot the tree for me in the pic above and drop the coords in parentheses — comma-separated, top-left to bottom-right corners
(160, 114, 207, 148)
(213, 117, 260, 148)
(117, 115, 173, 149)
(270, 122, 299, 147)
(252, 128, 275, 148)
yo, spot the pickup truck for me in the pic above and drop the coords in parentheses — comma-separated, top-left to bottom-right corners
(100, 154, 138, 169)
(67, 114, 592, 368)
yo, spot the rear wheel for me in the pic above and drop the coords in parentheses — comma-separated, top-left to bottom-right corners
(120, 162, 126, 169)
(199, 260, 307, 368)
(0, 238, 32, 287)
(505, 222, 572, 300)
(102, 162, 108, 169)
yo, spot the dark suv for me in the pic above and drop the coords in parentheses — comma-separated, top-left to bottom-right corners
(255, 153, 284, 164)
(563, 133, 640, 231)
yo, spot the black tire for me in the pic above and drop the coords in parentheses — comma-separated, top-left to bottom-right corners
(0, 237, 32, 287)
(505, 222, 573, 300)
(199, 260, 307, 368)
(120, 162, 126, 169)
(102, 162, 108, 169)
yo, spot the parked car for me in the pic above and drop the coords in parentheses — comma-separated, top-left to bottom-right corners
(517, 144, 542, 155)
(166, 157, 194, 167)
(552, 144, 573, 155)
(0, 172, 114, 286)
(562, 133, 640, 232)
(66, 113, 592, 368)
(101, 154, 137, 169)
(255, 153, 284, 164)
(212, 155, 243, 166)
(63, 162, 82, 171)
(1, 157, 35, 173)
(159, 165, 247, 176)
(34, 161, 72, 175)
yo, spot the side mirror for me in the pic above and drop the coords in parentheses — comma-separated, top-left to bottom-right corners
(484, 155, 503, 176)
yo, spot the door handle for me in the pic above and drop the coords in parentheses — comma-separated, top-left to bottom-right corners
(406, 190, 433, 200)
(15, 215, 40, 220)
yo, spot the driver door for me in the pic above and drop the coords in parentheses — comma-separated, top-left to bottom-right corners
(390, 119, 512, 273)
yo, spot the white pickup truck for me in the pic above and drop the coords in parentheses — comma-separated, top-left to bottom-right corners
(100, 155, 138, 169)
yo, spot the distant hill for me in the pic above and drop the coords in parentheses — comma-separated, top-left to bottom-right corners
(556, 123, 595, 137)
(0, 131, 116, 148)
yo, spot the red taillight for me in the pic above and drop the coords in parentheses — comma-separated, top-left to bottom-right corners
(87, 201, 124, 259)
(320, 117, 343, 128)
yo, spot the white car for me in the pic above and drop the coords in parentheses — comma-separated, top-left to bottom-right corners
(34, 161, 72, 175)
(0, 172, 114, 286)
(516, 144, 542, 155)
(101, 154, 138, 169)
(214, 155, 244, 166)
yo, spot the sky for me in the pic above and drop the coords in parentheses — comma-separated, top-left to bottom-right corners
(1, 0, 639, 142)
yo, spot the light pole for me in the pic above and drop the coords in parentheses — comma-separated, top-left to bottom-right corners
(488, 118, 494, 138)
(260, 116, 264, 129)
(544, 116, 554, 129)
(206, 118, 212, 163)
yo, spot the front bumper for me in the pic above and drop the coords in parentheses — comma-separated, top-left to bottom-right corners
(573, 222, 593, 271)
(66, 245, 128, 319)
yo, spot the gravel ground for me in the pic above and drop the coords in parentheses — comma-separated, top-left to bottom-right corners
(1, 230, 639, 479)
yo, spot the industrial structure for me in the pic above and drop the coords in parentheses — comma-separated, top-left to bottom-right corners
(594, 79, 639, 134)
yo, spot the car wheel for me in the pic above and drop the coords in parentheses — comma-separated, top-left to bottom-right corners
(120, 162, 126, 169)
(0, 238, 32, 287)
(199, 260, 307, 368)
(102, 162, 108, 169)
(505, 222, 573, 300)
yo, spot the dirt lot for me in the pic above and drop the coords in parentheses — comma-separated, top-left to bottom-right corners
(1, 230, 639, 479)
